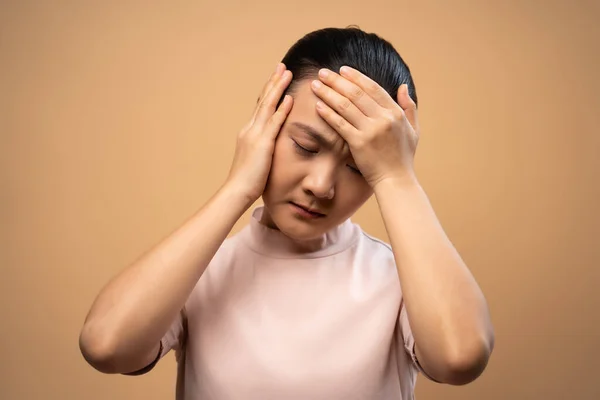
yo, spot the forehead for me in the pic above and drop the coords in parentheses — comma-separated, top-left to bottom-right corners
(284, 80, 347, 150)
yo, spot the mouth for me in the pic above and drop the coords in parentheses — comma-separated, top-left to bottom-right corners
(289, 202, 326, 218)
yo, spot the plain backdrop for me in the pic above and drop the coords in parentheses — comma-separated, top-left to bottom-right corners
(1, 1, 599, 399)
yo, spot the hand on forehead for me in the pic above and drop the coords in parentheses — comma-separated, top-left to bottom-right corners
(284, 79, 350, 148)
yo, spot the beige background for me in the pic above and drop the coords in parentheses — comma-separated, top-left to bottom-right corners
(2, 1, 599, 399)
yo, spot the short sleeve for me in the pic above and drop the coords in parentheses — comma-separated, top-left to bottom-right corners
(123, 306, 187, 375)
(160, 306, 188, 359)
(397, 300, 440, 382)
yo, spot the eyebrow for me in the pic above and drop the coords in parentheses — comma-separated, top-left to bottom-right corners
(290, 122, 335, 148)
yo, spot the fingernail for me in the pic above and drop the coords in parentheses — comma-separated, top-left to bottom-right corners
(312, 80, 322, 89)
(276, 63, 283, 74)
(340, 66, 351, 75)
(318, 69, 329, 78)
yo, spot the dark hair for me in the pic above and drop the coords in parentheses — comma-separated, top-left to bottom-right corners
(280, 26, 418, 107)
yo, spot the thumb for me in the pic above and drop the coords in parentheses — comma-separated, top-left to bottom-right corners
(397, 84, 418, 132)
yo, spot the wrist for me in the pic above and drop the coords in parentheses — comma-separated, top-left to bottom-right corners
(372, 172, 420, 195)
(219, 180, 259, 210)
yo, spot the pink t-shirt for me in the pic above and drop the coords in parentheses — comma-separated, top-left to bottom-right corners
(152, 206, 428, 399)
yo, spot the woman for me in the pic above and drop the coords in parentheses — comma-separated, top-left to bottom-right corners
(79, 27, 494, 399)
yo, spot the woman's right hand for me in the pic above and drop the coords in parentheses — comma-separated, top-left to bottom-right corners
(225, 63, 293, 204)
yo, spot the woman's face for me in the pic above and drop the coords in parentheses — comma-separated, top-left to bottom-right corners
(260, 79, 373, 240)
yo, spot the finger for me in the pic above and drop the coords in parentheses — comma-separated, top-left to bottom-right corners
(315, 99, 360, 144)
(265, 95, 294, 139)
(251, 63, 285, 123)
(317, 68, 382, 118)
(397, 84, 419, 132)
(260, 63, 285, 102)
(311, 79, 366, 129)
(338, 66, 398, 110)
(254, 70, 293, 127)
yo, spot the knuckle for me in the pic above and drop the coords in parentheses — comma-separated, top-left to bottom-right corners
(338, 99, 352, 112)
(335, 116, 347, 130)
(381, 120, 393, 132)
(350, 87, 365, 101)
(379, 113, 395, 131)
(366, 81, 378, 94)
(255, 104, 265, 116)
(260, 83, 273, 98)
(265, 114, 278, 128)
(353, 136, 366, 149)
(386, 110, 397, 123)
(391, 109, 404, 123)
(257, 100, 273, 113)
(267, 110, 284, 125)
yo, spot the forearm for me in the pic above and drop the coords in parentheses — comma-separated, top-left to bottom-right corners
(80, 181, 252, 372)
(373, 175, 494, 380)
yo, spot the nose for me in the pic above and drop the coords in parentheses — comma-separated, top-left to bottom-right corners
(302, 162, 336, 200)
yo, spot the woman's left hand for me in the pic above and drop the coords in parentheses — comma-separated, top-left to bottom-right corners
(311, 66, 420, 188)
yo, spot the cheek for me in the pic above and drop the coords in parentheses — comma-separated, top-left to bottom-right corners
(268, 141, 297, 185)
(272, 138, 290, 163)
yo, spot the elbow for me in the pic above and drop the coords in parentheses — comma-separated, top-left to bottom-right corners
(443, 331, 495, 385)
(443, 351, 491, 385)
(79, 325, 120, 374)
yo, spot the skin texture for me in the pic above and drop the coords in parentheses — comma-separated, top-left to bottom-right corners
(78, 64, 295, 375)
(259, 79, 373, 244)
(260, 66, 495, 385)
(79, 61, 494, 386)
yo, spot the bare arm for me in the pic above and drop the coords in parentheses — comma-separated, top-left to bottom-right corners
(79, 183, 252, 374)
(79, 63, 294, 374)
(306, 67, 494, 385)
(373, 176, 494, 385)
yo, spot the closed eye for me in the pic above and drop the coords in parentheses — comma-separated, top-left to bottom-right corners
(293, 141, 318, 155)
(293, 141, 362, 176)
(348, 165, 362, 175)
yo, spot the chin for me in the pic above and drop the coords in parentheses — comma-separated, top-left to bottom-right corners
(268, 204, 328, 241)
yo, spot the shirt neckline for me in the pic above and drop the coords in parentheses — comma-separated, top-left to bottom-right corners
(238, 206, 360, 259)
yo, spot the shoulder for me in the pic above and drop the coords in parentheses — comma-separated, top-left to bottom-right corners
(354, 225, 394, 257)
(359, 229, 393, 252)
(349, 225, 399, 276)
(211, 230, 249, 262)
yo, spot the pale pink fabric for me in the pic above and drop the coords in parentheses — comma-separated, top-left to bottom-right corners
(157, 206, 426, 399)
